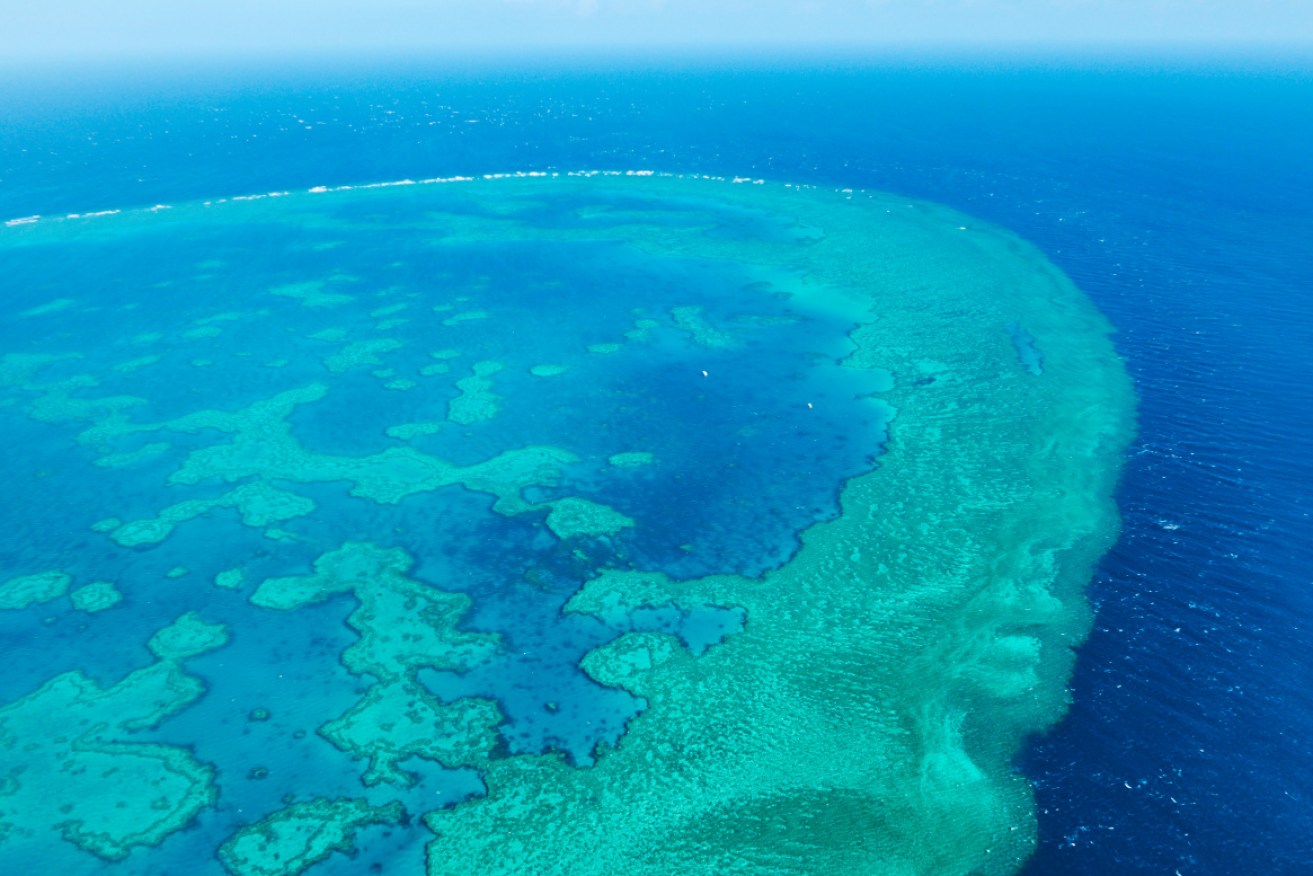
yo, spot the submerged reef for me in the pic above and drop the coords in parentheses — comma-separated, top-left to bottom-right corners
(0, 173, 1132, 876)
(69, 580, 123, 613)
(413, 176, 1134, 875)
(0, 570, 71, 610)
(216, 797, 406, 876)
(0, 613, 226, 860)
(251, 542, 503, 787)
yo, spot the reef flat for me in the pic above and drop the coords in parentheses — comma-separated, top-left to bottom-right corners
(0, 173, 1133, 875)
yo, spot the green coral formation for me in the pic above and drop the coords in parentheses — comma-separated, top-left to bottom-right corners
(93, 441, 171, 469)
(26, 376, 147, 428)
(183, 325, 223, 340)
(585, 342, 622, 355)
(269, 280, 353, 308)
(385, 422, 445, 440)
(0, 352, 81, 387)
(543, 497, 636, 540)
(417, 175, 1134, 876)
(0, 570, 72, 610)
(528, 364, 570, 377)
(112, 355, 161, 373)
(107, 480, 316, 546)
(214, 568, 247, 590)
(323, 338, 405, 374)
(607, 451, 654, 468)
(162, 386, 575, 509)
(19, 298, 77, 318)
(624, 317, 661, 341)
(0, 612, 226, 861)
(440, 310, 489, 326)
(447, 360, 503, 425)
(671, 305, 740, 350)
(194, 311, 246, 325)
(563, 569, 728, 625)
(217, 797, 405, 876)
(146, 610, 229, 658)
(69, 581, 122, 613)
(69, 378, 579, 512)
(318, 681, 502, 787)
(251, 542, 503, 783)
(579, 630, 683, 690)
(250, 542, 498, 676)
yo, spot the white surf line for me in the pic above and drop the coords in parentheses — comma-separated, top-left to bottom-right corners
(3, 170, 788, 229)
(231, 191, 292, 202)
(65, 209, 121, 220)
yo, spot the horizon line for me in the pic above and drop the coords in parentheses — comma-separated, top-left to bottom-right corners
(5, 39, 1313, 71)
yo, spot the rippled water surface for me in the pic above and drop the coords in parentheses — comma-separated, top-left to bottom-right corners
(1, 54, 1310, 874)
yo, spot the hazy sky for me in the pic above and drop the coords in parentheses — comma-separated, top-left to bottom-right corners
(6, 0, 1312, 62)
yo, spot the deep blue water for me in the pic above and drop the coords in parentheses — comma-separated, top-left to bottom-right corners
(2, 51, 1311, 873)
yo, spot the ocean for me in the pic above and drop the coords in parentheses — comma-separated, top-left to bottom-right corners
(0, 51, 1310, 874)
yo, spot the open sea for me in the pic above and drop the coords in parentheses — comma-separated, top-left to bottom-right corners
(1, 51, 1310, 874)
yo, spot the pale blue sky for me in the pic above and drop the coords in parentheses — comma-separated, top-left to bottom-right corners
(5, 0, 1312, 61)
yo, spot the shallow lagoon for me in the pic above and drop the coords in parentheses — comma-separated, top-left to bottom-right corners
(0, 173, 1133, 875)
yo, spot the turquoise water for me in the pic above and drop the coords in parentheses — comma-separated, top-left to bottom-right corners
(0, 171, 1132, 874)
(8, 54, 1309, 875)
